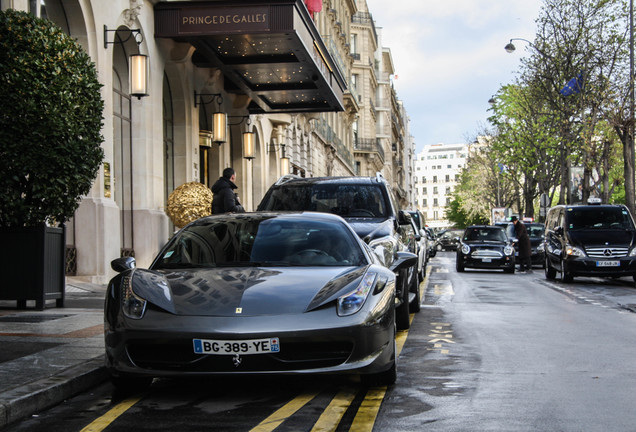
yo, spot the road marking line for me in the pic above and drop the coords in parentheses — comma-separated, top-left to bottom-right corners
(349, 387, 387, 431)
(250, 392, 319, 432)
(310, 388, 357, 432)
(80, 394, 144, 432)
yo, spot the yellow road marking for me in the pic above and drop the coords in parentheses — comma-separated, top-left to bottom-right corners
(80, 395, 144, 432)
(310, 388, 357, 432)
(250, 392, 319, 432)
(349, 387, 387, 431)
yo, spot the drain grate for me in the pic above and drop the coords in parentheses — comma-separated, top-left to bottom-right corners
(0, 314, 72, 323)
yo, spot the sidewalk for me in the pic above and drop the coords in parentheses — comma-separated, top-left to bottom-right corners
(0, 278, 109, 428)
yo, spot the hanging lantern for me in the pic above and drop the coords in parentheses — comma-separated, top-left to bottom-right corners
(129, 53, 149, 99)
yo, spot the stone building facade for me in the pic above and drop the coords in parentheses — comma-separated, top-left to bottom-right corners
(2, 0, 413, 283)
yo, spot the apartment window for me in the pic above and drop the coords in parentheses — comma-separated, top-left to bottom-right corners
(423, 187, 427, 194)
(447, 164, 452, 169)
(433, 176, 437, 183)
(446, 186, 451, 194)
(414, 176, 418, 183)
(445, 174, 450, 182)
(423, 198, 427, 207)
(434, 198, 438, 207)
(433, 187, 438, 195)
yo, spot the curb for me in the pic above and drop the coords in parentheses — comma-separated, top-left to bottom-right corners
(0, 356, 108, 428)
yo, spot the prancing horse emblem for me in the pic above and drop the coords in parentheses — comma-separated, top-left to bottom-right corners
(233, 354, 242, 367)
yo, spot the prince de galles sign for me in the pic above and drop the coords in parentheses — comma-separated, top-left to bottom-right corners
(178, 6, 270, 34)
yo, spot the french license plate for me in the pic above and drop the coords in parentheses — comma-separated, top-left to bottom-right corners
(482, 258, 492, 263)
(193, 338, 280, 355)
(596, 261, 620, 267)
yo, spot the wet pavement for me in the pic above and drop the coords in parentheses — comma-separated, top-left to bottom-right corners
(0, 278, 107, 428)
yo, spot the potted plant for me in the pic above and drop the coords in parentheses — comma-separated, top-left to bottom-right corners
(0, 9, 104, 309)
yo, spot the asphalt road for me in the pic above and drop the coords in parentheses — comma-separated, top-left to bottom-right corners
(6, 252, 636, 432)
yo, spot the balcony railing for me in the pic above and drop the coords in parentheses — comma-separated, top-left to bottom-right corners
(315, 118, 354, 170)
(353, 138, 385, 162)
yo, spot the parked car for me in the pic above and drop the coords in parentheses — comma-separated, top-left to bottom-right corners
(407, 209, 429, 279)
(424, 227, 437, 258)
(456, 225, 516, 273)
(105, 212, 417, 390)
(257, 174, 420, 329)
(544, 201, 636, 282)
(435, 229, 463, 251)
(504, 222, 546, 267)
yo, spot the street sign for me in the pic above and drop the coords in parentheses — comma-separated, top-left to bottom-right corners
(540, 193, 550, 208)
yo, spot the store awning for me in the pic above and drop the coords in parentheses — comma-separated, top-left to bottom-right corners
(154, 0, 346, 114)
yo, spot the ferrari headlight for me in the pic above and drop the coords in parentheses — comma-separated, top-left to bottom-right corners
(121, 274, 147, 319)
(565, 245, 585, 257)
(461, 244, 470, 255)
(504, 245, 515, 256)
(337, 272, 377, 316)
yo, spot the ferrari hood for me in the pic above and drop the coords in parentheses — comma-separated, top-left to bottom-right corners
(132, 266, 367, 317)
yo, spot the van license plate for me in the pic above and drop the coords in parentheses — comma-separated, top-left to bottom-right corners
(596, 261, 620, 267)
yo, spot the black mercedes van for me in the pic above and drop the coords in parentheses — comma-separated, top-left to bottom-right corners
(544, 201, 636, 282)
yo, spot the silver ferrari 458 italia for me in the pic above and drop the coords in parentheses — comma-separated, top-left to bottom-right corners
(105, 212, 416, 389)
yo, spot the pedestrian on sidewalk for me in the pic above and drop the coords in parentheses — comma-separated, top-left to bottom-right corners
(511, 216, 532, 273)
(211, 167, 245, 214)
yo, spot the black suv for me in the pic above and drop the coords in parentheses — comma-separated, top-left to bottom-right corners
(257, 174, 420, 330)
(544, 202, 636, 282)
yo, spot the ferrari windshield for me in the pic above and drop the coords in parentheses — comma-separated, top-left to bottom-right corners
(153, 215, 367, 269)
(567, 207, 635, 230)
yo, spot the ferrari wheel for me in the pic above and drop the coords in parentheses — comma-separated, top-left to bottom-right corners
(362, 336, 397, 386)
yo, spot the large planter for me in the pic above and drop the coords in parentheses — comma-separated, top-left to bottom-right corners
(0, 225, 65, 309)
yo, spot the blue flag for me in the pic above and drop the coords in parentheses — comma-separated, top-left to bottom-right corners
(560, 73, 584, 96)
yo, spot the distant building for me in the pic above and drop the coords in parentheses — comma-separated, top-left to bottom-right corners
(413, 143, 470, 229)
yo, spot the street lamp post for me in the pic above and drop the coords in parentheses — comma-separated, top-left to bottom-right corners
(626, 0, 635, 215)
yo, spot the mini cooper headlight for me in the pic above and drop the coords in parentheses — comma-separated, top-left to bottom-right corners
(565, 245, 586, 257)
(337, 272, 377, 316)
(504, 245, 515, 256)
(121, 274, 147, 319)
(461, 244, 471, 255)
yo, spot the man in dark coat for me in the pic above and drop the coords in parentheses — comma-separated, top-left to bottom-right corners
(211, 168, 245, 214)
(511, 216, 532, 273)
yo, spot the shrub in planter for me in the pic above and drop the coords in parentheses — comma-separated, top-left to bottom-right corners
(0, 10, 104, 307)
(0, 9, 104, 227)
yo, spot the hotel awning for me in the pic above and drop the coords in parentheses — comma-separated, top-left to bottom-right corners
(154, 0, 346, 114)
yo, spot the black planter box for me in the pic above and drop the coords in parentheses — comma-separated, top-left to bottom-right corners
(0, 225, 65, 309)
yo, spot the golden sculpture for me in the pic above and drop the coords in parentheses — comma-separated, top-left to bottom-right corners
(166, 182, 213, 228)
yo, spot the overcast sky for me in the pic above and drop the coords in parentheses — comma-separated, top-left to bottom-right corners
(364, 0, 543, 153)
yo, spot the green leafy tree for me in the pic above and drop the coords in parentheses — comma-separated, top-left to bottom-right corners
(445, 196, 489, 228)
(517, 0, 629, 207)
(0, 9, 104, 228)
(451, 140, 516, 221)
